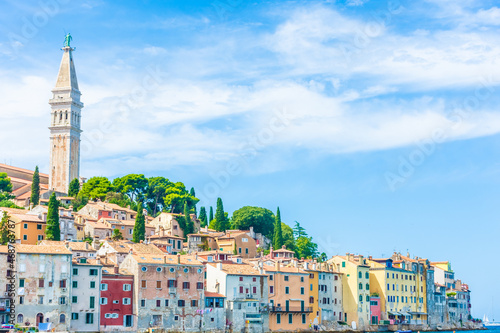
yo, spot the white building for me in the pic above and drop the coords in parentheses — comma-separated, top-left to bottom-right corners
(70, 257, 102, 331)
(206, 262, 269, 333)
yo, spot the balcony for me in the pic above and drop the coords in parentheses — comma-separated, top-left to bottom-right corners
(270, 306, 313, 313)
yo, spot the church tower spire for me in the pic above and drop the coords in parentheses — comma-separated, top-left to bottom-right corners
(48, 33, 83, 193)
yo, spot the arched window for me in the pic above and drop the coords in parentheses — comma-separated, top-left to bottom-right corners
(60, 314, 66, 323)
(358, 283, 362, 290)
(17, 314, 23, 323)
(366, 283, 369, 290)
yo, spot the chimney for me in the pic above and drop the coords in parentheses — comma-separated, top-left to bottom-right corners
(407, 251, 410, 258)
(96, 256, 101, 265)
(275, 261, 280, 272)
(359, 255, 364, 265)
(85, 242, 88, 250)
(114, 264, 119, 274)
(270, 246, 274, 258)
(304, 262, 309, 270)
(216, 262, 223, 270)
(140, 240, 143, 244)
(177, 253, 180, 264)
(312, 263, 317, 270)
(29, 203, 33, 210)
(164, 255, 167, 264)
(346, 253, 351, 261)
(64, 241, 69, 249)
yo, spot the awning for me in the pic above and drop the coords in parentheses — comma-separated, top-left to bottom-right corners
(388, 311, 401, 315)
(409, 312, 427, 315)
(400, 312, 410, 317)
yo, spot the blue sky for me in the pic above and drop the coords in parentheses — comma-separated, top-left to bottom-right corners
(1, 0, 500, 319)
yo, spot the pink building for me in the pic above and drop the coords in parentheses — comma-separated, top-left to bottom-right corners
(370, 296, 381, 325)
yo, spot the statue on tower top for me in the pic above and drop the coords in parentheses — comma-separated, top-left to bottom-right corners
(63, 33, 72, 47)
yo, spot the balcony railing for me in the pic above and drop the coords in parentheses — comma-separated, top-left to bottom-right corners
(270, 306, 313, 313)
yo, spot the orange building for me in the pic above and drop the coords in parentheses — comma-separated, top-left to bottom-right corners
(11, 213, 46, 244)
(264, 262, 312, 331)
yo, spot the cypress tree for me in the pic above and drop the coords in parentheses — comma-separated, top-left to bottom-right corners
(0, 212, 10, 245)
(30, 166, 40, 206)
(215, 198, 229, 231)
(209, 206, 214, 225)
(273, 207, 283, 250)
(68, 178, 80, 197)
(132, 202, 146, 243)
(45, 193, 60, 241)
(189, 187, 197, 215)
(199, 207, 207, 227)
(183, 201, 194, 237)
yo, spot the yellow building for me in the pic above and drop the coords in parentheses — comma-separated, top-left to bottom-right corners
(304, 263, 320, 325)
(367, 254, 427, 326)
(329, 254, 371, 329)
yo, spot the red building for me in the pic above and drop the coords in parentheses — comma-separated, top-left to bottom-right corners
(100, 266, 136, 331)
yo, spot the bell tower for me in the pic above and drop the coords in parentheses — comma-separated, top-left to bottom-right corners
(48, 34, 83, 193)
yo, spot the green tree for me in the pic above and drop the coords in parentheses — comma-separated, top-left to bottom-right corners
(273, 207, 283, 250)
(68, 178, 80, 197)
(199, 207, 208, 227)
(295, 236, 318, 259)
(0, 172, 14, 202)
(318, 252, 328, 262)
(281, 222, 295, 252)
(30, 166, 40, 206)
(183, 201, 194, 237)
(231, 206, 275, 238)
(293, 221, 307, 239)
(163, 182, 199, 213)
(0, 200, 23, 209)
(132, 202, 145, 243)
(105, 192, 134, 210)
(112, 174, 148, 203)
(80, 177, 114, 201)
(209, 206, 214, 224)
(189, 187, 197, 214)
(146, 177, 173, 215)
(45, 193, 61, 241)
(214, 198, 230, 231)
(0, 212, 10, 245)
(71, 193, 89, 211)
(111, 228, 124, 241)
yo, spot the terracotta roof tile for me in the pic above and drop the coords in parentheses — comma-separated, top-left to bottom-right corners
(132, 254, 203, 266)
(209, 263, 266, 276)
(16, 244, 72, 255)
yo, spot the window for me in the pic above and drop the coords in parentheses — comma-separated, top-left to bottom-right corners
(156, 300, 161, 307)
(245, 248, 249, 254)
(73, 268, 78, 275)
(60, 297, 66, 304)
(71, 313, 78, 320)
(277, 314, 281, 324)
(239, 286, 244, 294)
(301, 276, 304, 282)
(197, 282, 203, 290)
(366, 295, 370, 302)
(38, 235, 43, 241)
(157, 281, 162, 289)
(288, 313, 293, 324)
(72, 296, 78, 303)
(183, 282, 190, 289)
(365, 272, 369, 279)
(168, 280, 176, 287)
(100, 297, 108, 305)
(269, 274, 273, 281)
(359, 283, 362, 290)
(23, 223, 28, 229)
(60, 279, 67, 288)
(23, 235, 27, 240)
(17, 314, 23, 323)
(191, 300, 198, 307)
(284, 275, 289, 281)
(141, 266, 147, 272)
(387, 283, 390, 290)
(270, 286, 274, 294)
(85, 313, 94, 324)
(302, 314, 306, 324)
(72, 281, 78, 288)
(358, 272, 362, 279)
(101, 283, 108, 291)
(90, 281, 96, 289)
(366, 283, 369, 290)
(141, 299, 146, 307)
(164, 300, 169, 306)
(90, 296, 95, 309)
(285, 287, 289, 294)
(141, 280, 147, 288)
(113, 300, 119, 304)
(238, 248, 242, 253)
(359, 295, 363, 302)
(239, 277, 243, 281)
(342, 261, 345, 267)
(309, 297, 314, 304)
(89, 269, 98, 276)
(19, 296, 24, 304)
(253, 277, 256, 282)
(20, 279, 25, 287)
(301, 287, 305, 295)
(178, 300, 185, 307)
(38, 296, 43, 304)
(123, 284, 131, 291)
